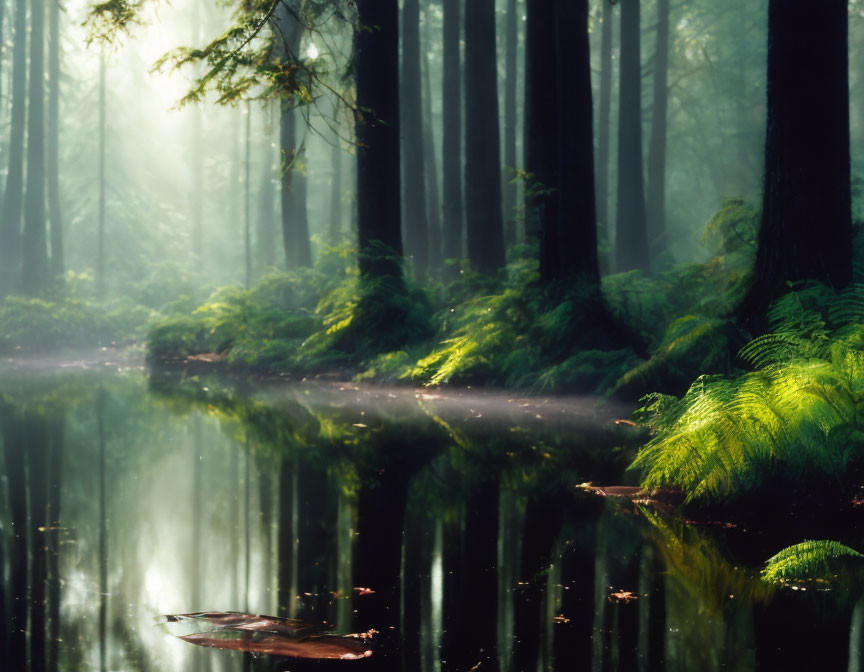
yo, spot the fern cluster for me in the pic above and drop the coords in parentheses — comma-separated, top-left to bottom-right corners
(631, 284, 864, 501)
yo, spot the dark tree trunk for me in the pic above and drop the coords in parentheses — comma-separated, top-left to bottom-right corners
(1, 408, 28, 672)
(0, 0, 27, 297)
(401, 0, 429, 280)
(355, 0, 404, 281)
(47, 414, 65, 672)
(741, 0, 852, 324)
(441, 0, 463, 264)
(596, 0, 613, 274)
(646, 0, 670, 264)
(22, 0, 48, 295)
(502, 0, 518, 247)
(525, 0, 558, 259)
(421, 18, 442, 275)
(292, 132, 310, 265)
(464, 0, 505, 274)
(48, 0, 63, 277)
(614, 0, 648, 274)
(275, 4, 311, 269)
(554, 0, 600, 287)
(527, 0, 600, 288)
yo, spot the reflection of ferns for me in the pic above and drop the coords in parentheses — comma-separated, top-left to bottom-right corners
(761, 540, 864, 585)
(631, 284, 864, 501)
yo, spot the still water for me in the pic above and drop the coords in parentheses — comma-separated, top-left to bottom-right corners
(0, 357, 859, 671)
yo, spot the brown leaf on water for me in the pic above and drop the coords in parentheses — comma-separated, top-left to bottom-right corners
(179, 632, 373, 660)
(164, 611, 372, 661)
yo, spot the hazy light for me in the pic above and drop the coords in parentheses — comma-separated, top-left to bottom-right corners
(306, 42, 319, 60)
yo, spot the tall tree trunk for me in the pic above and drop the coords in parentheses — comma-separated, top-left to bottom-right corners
(503, 0, 518, 247)
(257, 108, 277, 269)
(401, 0, 429, 280)
(1, 408, 28, 671)
(274, 3, 311, 269)
(441, 0, 463, 264)
(47, 414, 65, 672)
(464, 0, 505, 274)
(97, 51, 107, 299)
(553, 0, 600, 287)
(244, 101, 252, 287)
(646, 0, 670, 264)
(355, 0, 404, 281)
(48, 0, 63, 277)
(614, 0, 648, 273)
(292, 127, 310, 265)
(421, 16, 442, 275)
(22, 0, 48, 295)
(741, 0, 852, 324)
(0, 0, 27, 297)
(596, 0, 613, 274)
(329, 140, 343, 244)
(525, 0, 558, 265)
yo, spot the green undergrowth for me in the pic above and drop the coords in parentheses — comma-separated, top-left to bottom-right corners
(0, 294, 153, 353)
(146, 199, 760, 394)
(630, 283, 864, 502)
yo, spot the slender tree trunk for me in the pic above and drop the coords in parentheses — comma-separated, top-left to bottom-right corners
(48, 0, 63, 277)
(355, 0, 404, 281)
(596, 0, 613, 273)
(22, 0, 48, 295)
(421, 18, 442, 275)
(441, 0, 463, 264)
(401, 0, 429, 280)
(503, 0, 518, 247)
(97, 51, 107, 299)
(47, 414, 65, 672)
(741, 0, 852, 323)
(464, 0, 506, 274)
(646, 0, 670, 264)
(257, 108, 277, 269)
(244, 101, 252, 287)
(1, 408, 28, 671)
(0, 0, 27, 297)
(329, 140, 343, 244)
(292, 126, 311, 266)
(614, 0, 648, 273)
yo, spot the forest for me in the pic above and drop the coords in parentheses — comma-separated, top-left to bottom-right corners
(3, 0, 864, 670)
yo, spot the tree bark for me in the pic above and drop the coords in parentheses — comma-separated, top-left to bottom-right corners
(441, 0, 463, 264)
(503, 0, 518, 247)
(614, 0, 649, 274)
(355, 0, 405, 281)
(646, 0, 670, 264)
(274, 3, 311, 269)
(48, 0, 63, 277)
(421, 15, 442, 275)
(741, 0, 852, 323)
(596, 0, 613, 274)
(0, 0, 27, 297)
(464, 0, 505, 274)
(22, 0, 48, 295)
(401, 0, 430, 280)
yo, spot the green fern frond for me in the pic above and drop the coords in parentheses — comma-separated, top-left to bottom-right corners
(762, 540, 864, 584)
